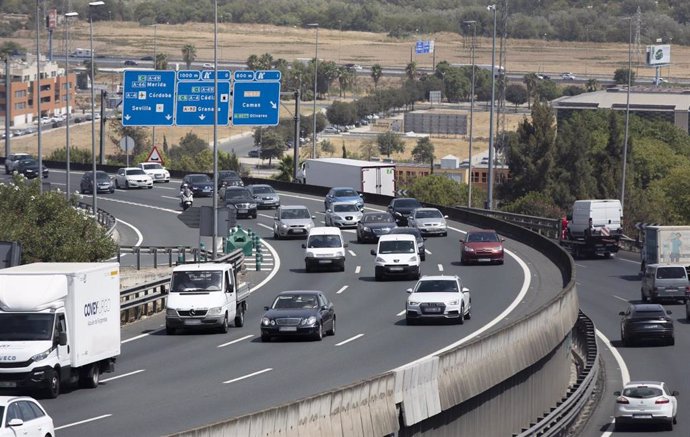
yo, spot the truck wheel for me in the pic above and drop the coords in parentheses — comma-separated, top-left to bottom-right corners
(220, 315, 229, 333)
(234, 305, 245, 327)
(80, 364, 100, 389)
(45, 372, 60, 399)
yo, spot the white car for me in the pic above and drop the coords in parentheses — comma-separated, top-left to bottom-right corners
(325, 202, 363, 228)
(561, 72, 576, 80)
(614, 381, 678, 431)
(115, 167, 153, 189)
(405, 275, 471, 325)
(138, 161, 170, 183)
(407, 207, 448, 236)
(0, 396, 55, 437)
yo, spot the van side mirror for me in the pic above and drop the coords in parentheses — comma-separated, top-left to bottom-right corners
(58, 332, 68, 346)
(618, 311, 625, 316)
(444, 215, 449, 219)
(672, 390, 679, 396)
(264, 306, 270, 311)
(344, 243, 349, 248)
(370, 249, 376, 256)
(462, 287, 470, 293)
(301, 243, 306, 249)
(311, 216, 316, 219)
(613, 391, 621, 396)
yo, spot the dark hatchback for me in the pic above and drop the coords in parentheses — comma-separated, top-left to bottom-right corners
(356, 212, 396, 243)
(620, 304, 674, 346)
(387, 197, 422, 226)
(218, 170, 244, 188)
(260, 290, 336, 342)
(80, 171, 114, 194)
(388, 227, 426, 261)
(15, 158, 48, 179)
(224, 187, 257, 218)
(181, 174, 214, 197)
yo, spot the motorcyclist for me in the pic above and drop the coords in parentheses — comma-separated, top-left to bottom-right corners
(179, 183, 193, 208)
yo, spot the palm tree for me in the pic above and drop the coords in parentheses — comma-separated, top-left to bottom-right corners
(405, 62, 417, 81)
(181, 44, 196, 69)
(371, 64, 383, 89)
(585, 78, 599, 92)
(155, 53, 168, 70)
(274, 155, 294, 182)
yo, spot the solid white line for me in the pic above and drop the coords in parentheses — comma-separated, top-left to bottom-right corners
(348, 249, 356, 257)
(257, 223, 272, 230)
(396, 310, 406, 317)
(100, 369, 146, 383)
(437, 264, 444, 272)
(55, 414, 112, 431)
(425, 249, 432, 255)
(575, 263, 587, 268)
(249, 239, 281, 293)
(223, 368, 272, 384)
(355, 265, 361, 274)
(612, 295, 628, 302)
(597, 328, 630, 437)
(96, 197, 180, 215)
(617, 257, 640, 265)
(116, 218, 143, 246)
(335, 334, 364, 346)
(336, 285, 349, 294)
(218, 334, 254, 348)
(161, 195, 179, 200)
(121, 331, 162, 344)
(258, 213, 274, 219)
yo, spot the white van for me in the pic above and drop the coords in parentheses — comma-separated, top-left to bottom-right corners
(567, 199, 622, 238)
(371, 234, 421, 281)
(302, 227, 347, 272)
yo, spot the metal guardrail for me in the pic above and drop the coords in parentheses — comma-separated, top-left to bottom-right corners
(75, 201, 117, 235)
(457, 206, 562, 239)
(117, 246, 206, 270)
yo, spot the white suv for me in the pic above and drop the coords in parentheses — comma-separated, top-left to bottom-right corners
(371, 234, 420, 281)
(406, 275, 471, 325)
(302, 227, 347, 272)
(138, 161, 170, 183)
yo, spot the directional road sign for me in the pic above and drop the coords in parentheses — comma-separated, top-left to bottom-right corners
(232, 70, 281, 126)
(122, 70, 175, 126)
(175, 70, 231, 126)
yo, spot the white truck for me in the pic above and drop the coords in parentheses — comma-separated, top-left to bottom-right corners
(165, 263, 250, 334)
(0, 263, 120, 398)
(561, 199, 622, 258)
(70, 48, 93, 58)
(297, 158, 396, 196)
(639, 225, 690, 273)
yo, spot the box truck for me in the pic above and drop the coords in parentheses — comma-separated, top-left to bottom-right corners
(0, 263, 120, 398)
(297, 158, 395, 196)
(639, 225, 690, 273)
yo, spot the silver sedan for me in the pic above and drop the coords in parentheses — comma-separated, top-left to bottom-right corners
(324, 202, 363, 228)
(407, 207, 448, 236)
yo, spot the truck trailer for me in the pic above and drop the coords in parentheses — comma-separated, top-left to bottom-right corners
(297, 158, 395, 196)
(0, 263, 121, 398)
(639, 225, 690, 273)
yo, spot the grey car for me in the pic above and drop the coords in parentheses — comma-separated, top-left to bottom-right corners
(273, 205, 315, 239)
(641, 264, 690, 303)
(407, 207, 448, 236)
(324, 202, 363, 228)
(248, 184, 280, 209)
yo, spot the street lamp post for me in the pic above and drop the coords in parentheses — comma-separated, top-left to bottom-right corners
(486, 4, 497, 210)
(621, 17, 632, 213)
(464, 20, 477, 208)
(151, 23, 157, 148)
(307, 23, 319, 159)
(212, 0, 218, 258)
(36, 0, 44, 194)
(89, 1, 104, 214)
(64, 11, 78, 199)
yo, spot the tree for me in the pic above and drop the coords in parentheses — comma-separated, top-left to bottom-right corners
(108, 118, 150, 159)
(327, 101, 357, 126)
(320, 139, 335, 156)
(83, 59, 98, 86)
(613, 68, 635, 85)
(377, 131, 405, 157)
(259, 130, 284, 165)
(218, 151, 242, 173)
(412, 137, 435, 172)
(404, 174, 465, 207)
(155, 53, 168, 70)
(274, 155, 294, 182)
(371, 64, 383, 89)
(405, 62, 417, 81)
(181, 44, 196, 69)
(0, 41, 24, 59)
(523, 73, 539, 109)
(342, 142, 347, 158)
(505, 84, 528, 109)
(360, 140, 377, 160)
(585, 79, 599, 92)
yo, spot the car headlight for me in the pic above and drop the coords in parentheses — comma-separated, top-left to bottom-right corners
(261, 317, 272, 326)
(362, 226, 371, 232)
(305, 222, 313, 229)
(279, 224, 289, 229)
(408, 255, 417, 262)
(30, 347, 53, 362)
(408, 300, 420, 306)
(166, 308, 178, 316)
(447, 300, 459, 306)
(301, 316, 317, 326)
(464, 246, 475, 252)
(164, 171, 170, 177)
(249, 203, 257, 209)
(208, 307, 223, 315)
(494, 246, 503, 252)
(376, 256, 385, 263)
(306, 251, 316, 258)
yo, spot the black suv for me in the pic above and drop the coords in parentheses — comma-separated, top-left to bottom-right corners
(181, 174, 214, 197)
(387, 197, 422, 226)
(218, 170, 244, 188)
(224, 187, 257, 218)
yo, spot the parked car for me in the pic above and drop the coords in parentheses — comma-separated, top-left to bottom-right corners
(405, 275, 471, 325)
(260, 290, 336, 342)
(115, 167, 153, 189)
(620, 303, 674, 346)
(460, 230, 504, 265)
(614, 381, 678, 431)
(247, 184, 280, 209)
(407, 207, 448, 236)
(138, 162, 170, 183)
(224, 186, 257, 218)
(641, 264, 690, 303)
(218, 170, 243, 188)
(248, 148, 260, 158)
(181, 174, 214, 197)
(389, 227, 426, 261)
(80, 171, 114, 194)
(0, 395, 55, 437)
(387, 197, 423, 226)
(15, 159, 48, 179)
(356, 212, 396, 243)
(4, 153, 32, 174)
(324, 187, 363, 211)
(273, 205, 315, 239)
(302, 227, 347, 272)
(325, 202, 363, 228)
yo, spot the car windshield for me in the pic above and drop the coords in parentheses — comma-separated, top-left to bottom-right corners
(126, 169, 146, 176)
(220, 171, 238, 178)
(170, 270, 222, 292)
(281, 208, 310, 219)
(379, 240, 415, 254)
(0, 313, 54, 341)
(334, 189, 357, 197)
(143, 163, 163, 170)
(363, 214, 394, 223)
(394, 199, 421, 208)
(307, 235, 342, 248)
(622, 386, 663, 398)
(390, 228, 421, 238)
(20, 159, 37, 167)
(226, 190, 249, 199)
(96, 172, 110, 182)
(416, 209, 443, 219)
(252, 186, 274, 194)
(189, 175, 210, 183)
(415, 280, 459, 293)
(334, 204, 359, 212)
(656, 267, 686, 279)
(467, 232, 500, 243)
(272, 294, 318, 309)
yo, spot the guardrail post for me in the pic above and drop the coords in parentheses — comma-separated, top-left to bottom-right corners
(152, 247, 158, 269)
(117, 246, 121, 264)
(167, 248, 173, 267)
(256, 249, 262, 271)
(135, 247, 141, 270)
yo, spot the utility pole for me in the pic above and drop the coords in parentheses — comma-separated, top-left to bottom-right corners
(293, 88, 301, 182)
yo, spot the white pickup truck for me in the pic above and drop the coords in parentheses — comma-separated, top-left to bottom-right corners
(165, 263, 250, 334)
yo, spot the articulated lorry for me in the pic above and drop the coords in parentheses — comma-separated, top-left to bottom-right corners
(297, 158, 396, 196)
(639, 225, 690, 273)
(0, 263, 120, 398)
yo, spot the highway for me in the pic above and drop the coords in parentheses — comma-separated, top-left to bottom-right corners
(2, 169, 566, 436)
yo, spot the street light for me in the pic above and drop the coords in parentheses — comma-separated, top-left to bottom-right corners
(307, 23, 319, 159)
(486, 4, 497, 210)
(464, 20, 477, 207)
(150, 23, 157, 148)
(212, 0, 218, 258)
(36, 0, 43, 194)
(621, 17, 632, 214)
(89, 0, 104, 213)
(64, 11, 78, 199)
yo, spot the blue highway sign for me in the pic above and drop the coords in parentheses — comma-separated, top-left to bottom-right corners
(175, 70, 231, 126)
(231, 70, 281, 126)
(122, 70, 175, 126)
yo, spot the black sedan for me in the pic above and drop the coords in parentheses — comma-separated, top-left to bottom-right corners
(224, 187, 257, 218)
(181, 174, 214, 197)
(80, 171, 114, 194)
(260, 291, 336, 342)
(620, 303, 674, 346)
(387, 197, 422, 226)
(15, 158, 48, 179)
(218, 170, 243, 188)
(357, 212, 396, 243)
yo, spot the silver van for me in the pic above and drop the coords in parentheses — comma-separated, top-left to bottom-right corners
(641, 264, 690, 303)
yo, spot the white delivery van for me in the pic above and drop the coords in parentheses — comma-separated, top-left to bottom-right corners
(0, 263, 121, 398)
(302, 227, 347, 272)
(567, 199, 622, 239)
(371, 234, 421, 281)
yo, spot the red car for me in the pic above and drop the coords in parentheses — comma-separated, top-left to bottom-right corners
(460, 230, 505, 265)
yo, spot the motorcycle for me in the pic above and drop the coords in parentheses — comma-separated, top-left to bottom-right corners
(180, 191, 193, 211)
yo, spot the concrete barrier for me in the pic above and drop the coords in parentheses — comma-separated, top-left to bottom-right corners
(394, 357, 441, 426)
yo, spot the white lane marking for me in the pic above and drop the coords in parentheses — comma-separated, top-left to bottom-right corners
(336, 285, 349, 294)
(335, 334, 364, 346)
(597, 329, 630, 437)
(223, 368, 272, 384)
(394, 245, 530, 371)
(249, 239, 280, 293)
(425, 249, 432, 255)
(348, 250, 356, 257)
(258, 213, 274, 219)
(437, 264, 444, 272)
(96, 196, 180, 214)
(161, 195, 179, 201)
(100, 369, 146, 383)
(218, 334, 254, 348)
(257, 223, 272, 230)
(121, 332, 160, 344)
(155, 185, 179, 191)
(55, 414, 112, 431)
(355, 265, 361, 274)
(612, 295, 628, 302)
(115, 218, 143, 246)
(320, 220, 326, 224)
(396, 310, 406, 317)
(575, 263, 587, 268)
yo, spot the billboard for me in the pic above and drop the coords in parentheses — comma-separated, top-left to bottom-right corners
(646, 44, 671, 66)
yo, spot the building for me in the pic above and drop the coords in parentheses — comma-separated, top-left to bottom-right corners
(395, 161, 510, 191)
(0, 55, 76, 127)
